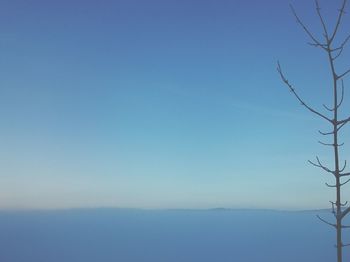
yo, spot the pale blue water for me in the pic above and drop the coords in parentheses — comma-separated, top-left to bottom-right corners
(0, 209, 347, 262)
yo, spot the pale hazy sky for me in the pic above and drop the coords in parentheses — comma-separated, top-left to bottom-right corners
(1, 0, 350, 209)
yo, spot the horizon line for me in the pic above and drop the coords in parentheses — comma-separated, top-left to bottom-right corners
(0, 206, 332, 213)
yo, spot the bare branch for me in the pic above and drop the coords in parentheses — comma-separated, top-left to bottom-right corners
(323, 104, 334, 111)
(337, 120, 349, 131)
(333, 48, 344, 60)
(319, 129, 334, 135)
(340, 172, 350, 177)
(308, 156, 335, 175)
(318, 141, 334, 146)
(277, 62, 332, 123)
(334, 243, 350, 248)
(329, 200, 348, 208)
(326, 178, 350, 187)
(341, 206, 350, 219)
(329, 0, 348, 44)
(308, 42, 321, 47)
(315, 0, 330, 40)
(337, 34, 350, 50)
(330, 201, 336, 215)
(332, 34, 350, 60)
(317, 141, 345, 148)
(337, 116, 350, 126)
(317, 215, 337, 228)
(336, 80, 345, 109)
(341, 179, 350, 186)
(340, 160, 347, 173)
(342, 33, 350, 45)
(337, 68, 350, 79)
(290, 4, 327, 50)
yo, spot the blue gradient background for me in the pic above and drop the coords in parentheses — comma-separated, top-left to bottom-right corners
(0, 0, 349, 209)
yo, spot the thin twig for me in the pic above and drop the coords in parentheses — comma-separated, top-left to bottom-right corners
(315, 0, 330, 40)
(277, 63, 332, 123)
(319, 129, 334, 135)
(340, 161, 347, 173)
(326, 178, 350, 187)
(337, 68, 350, 79)
(329, 0, 348, 43)
(316, 215, 337, 228)
(290, 4, 327, 50)
(332, 34, 350, 60)
(308, 156, 335, 175)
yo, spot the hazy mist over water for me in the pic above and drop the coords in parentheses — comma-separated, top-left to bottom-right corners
(0, 208, 347, 262)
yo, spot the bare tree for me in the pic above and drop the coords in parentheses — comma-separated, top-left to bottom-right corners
(277, 1, 350, 261)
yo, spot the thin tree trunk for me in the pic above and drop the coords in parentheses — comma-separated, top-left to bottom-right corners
(277, 1, 350, 261)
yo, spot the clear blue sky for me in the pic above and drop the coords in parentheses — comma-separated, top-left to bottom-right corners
(0, 0, 349, 209)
